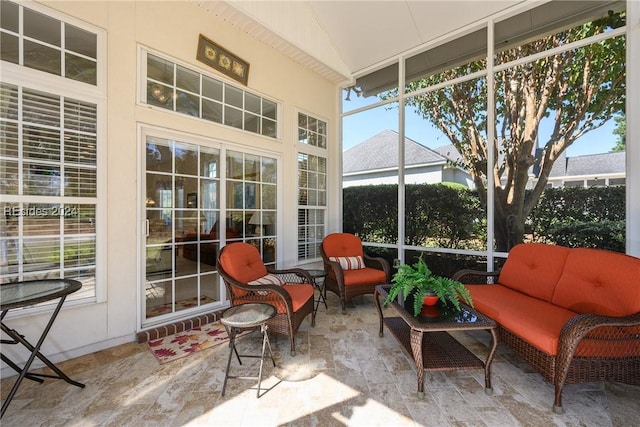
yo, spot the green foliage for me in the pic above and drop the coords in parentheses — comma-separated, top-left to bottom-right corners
(378, 10, 626, 250)
(547, 221, 625, 252)
(611, 114, 626, 152)
(528, 186, 625, 252)
(343, 185, 398, 244)
(343, 184, 484, 249)
(384, 254, 473, 316)
(345, 184, 625, 255)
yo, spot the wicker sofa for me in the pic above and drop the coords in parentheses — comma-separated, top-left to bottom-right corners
(453, 243, 640, 413)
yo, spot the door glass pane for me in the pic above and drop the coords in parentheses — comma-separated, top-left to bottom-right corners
(226, 182, 243, 209)
(226, 151, 243, 179)
(201, 180, 217, 209)
(201, 148, 218, 178)
(175, 143, 198, 176)
(146, 138, 172, 173)
(144, 135, 221, 323)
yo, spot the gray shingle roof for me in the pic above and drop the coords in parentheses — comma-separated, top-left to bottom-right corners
(345, 129, 625, 178)
(433, 144, 463, 163)
(343, 130, 447, 173)
(549, 151, 625, 177)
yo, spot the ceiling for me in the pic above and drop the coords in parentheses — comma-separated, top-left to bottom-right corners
(201, 0, 522, 83)
(306, 0, 519, 75)
(201, 1, 620, 85)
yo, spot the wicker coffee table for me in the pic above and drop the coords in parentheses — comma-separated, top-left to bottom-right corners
(374, 285, 498, 397)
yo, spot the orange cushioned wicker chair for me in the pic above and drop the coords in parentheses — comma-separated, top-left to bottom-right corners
(217, 242, 315, 356)
(321, 233, 391, 314)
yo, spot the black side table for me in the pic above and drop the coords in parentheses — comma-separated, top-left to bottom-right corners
(220, 303, 277, 398)
(306, 269, 328, 315)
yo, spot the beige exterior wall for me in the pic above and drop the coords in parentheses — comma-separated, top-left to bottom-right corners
(1, 0, 339, 374)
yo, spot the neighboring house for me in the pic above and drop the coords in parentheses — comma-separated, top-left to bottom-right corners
(344, 129, 625, 189)
(545, 151, 626, 188)
(342, 130, 473, 188)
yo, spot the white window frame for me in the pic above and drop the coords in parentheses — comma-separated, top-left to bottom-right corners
(0, 0, 107, 306)
(296, 109, 328, 262)
(137, 46, 281, 141)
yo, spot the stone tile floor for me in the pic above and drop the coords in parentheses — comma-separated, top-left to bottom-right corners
(1, 294, 639, 426)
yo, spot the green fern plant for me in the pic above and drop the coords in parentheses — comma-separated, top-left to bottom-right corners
(383, 254, 473, 316)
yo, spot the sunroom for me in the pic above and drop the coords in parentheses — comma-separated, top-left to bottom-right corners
(0, 0, 638, 424)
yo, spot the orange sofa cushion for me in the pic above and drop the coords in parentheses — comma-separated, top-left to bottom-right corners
(467, 284, 577, 355)
(498, 243, 570, 302)
(322, 233, 364, 258)
(343, 267, 387, 286)
(218, 242, 267, 283)
(552, 248, 640, 317)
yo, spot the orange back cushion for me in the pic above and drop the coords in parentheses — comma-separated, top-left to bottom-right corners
(218, 243, 267, 283)
(498, 243, 570, 302)
(552, 248, 640, 316)
(322, 233, 364, 258)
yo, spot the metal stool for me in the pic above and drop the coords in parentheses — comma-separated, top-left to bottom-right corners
(220, 303, 277, 398)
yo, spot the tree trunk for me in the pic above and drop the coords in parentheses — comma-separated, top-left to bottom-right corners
(493, 211, 525, 252)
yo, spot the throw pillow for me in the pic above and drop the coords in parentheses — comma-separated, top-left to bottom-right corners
(248, 273, 284, 295)
(329, 255, 366, 270)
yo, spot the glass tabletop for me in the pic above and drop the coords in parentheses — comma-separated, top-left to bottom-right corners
(1, 279, 82, 311)
(376, 284, 495, 331)
(221, 303, 277, 328)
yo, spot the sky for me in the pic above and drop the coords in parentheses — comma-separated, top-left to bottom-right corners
(342, 95, 619, 158)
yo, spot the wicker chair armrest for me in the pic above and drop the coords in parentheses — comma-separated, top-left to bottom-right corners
(555, 311, 640, 390)
(226, 278, 293, 309)
(363, 254, 391, 281)
(323, 258, 345, 282)
(452, 269, 501, 284)
(559, 311, 640, 345)
(266, 267, 313, 285)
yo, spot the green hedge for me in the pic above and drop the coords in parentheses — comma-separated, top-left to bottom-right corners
(343, 184, 484, 248)
(528, 186, 625, 252)
(344, 184, 625, 252)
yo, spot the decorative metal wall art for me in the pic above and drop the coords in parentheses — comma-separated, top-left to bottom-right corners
(196, 34, 249, 85)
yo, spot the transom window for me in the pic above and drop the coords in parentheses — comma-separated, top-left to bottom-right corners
(0, 0, 98, 85)
(143, 51, 278, 139)
(298, 112, 327, 148)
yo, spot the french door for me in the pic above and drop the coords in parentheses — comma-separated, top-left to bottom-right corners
(141, 130, 278, 326)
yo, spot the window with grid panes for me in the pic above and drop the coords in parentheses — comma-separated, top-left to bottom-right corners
(0, 85, 98, 288)
(297, 111, 327, 261)
(144, 51, 278, 138)
(0, 0, 98, 85)
(0, 1, 101, 300)
(297, 112, 327, 148)
(225, 150, 278, 265)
